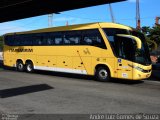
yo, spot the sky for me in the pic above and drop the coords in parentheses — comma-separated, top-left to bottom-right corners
(0, 0, 160, 35)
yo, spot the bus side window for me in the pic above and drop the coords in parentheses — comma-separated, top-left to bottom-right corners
(84, 37, 92, 44)
(37, 38, 42, 45)
(14, 35, 21, 46)
(52, 32, 63, 45)
(47, 38, 54, 45)
(27, 35, 33, 46)
(43, 33, 54, 45)
(69, 37, 80, 45)
(55, 37, 63, 45)
(4, 36, 9, 45)
(32, 33, 45, 46)
(33, 36, 42, 45)
(64, 31, 81, 45)
(82, 29, 106, 49)
(42, 33, 53, 45)
(5, 35, 14, 46)
(21, 34, 33, 46)
(64, 35, 70, 45)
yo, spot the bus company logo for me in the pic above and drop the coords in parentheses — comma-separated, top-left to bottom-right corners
(83, 48, 91, 55)
(9, 48, 33, 52)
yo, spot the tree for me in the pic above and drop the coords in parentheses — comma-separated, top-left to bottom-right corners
(142, 26, 151, 35)
(149, 26, 160, 45)
(142, 26, 160, 51)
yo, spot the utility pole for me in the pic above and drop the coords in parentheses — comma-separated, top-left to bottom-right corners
(109, 4, 115, 23)
(48, 14, 53, 27)
(155, 17, 160, 26)
(136, 0, 141, 30)
(66, 21, 69, 26)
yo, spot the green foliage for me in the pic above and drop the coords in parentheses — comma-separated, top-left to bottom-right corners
(142, 26, 151, 35)
(142, 25, 160, 51)
(149, 26, 160, 45)
(0, 35, 2, 41)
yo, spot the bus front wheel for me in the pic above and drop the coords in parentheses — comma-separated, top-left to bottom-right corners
(26, 61, 34, 73)
(95, 67, 110, 82)
(16, 61, 24, 72)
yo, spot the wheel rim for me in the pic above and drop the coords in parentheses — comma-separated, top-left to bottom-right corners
(18, 63, 23, 70)
(99, 69, 108, 79)
(27, 64, 32, 72)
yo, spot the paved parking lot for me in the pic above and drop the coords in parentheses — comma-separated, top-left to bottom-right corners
(0, 69, 160, 114)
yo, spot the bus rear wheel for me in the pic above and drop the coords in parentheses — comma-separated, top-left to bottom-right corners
(16, 61, 24, 72)
(26, 61, 34, 73)
(95, 67, 110, 82)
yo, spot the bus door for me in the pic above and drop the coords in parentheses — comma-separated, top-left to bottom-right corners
(115, 36, 135, 79)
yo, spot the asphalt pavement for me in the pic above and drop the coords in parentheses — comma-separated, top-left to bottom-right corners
(0, 69, 160, 115)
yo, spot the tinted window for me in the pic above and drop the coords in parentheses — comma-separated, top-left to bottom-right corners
(82, 29, 106, 49)
(103, 28, 128, 42)
(43, 33, 54, 45)
(16, 34, 33, 46)
(4, 29, 106, 48)
(46, 37, 54, 45)
(14, 35, 22, 45)
(64, 31, 81, 45)
(55, 37, 63, 45)
(4, 35, 14, 46)
(23, 35, 33, 45)
(103, 28, 129, 56)
(32, 33, 46, 45)
(53, 32, 63, 45)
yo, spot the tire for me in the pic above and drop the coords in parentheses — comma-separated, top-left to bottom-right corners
(16, 61, 24, 72)
(95, 67, 110, 82)
(26, 61, 34, 73)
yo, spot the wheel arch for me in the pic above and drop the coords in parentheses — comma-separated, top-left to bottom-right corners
(16, 59, 24, 64)
(25, 59, 34, 65)
(95, 64, 113, 77)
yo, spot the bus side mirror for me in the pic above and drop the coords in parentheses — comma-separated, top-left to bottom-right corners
(116, 34, 142, 49)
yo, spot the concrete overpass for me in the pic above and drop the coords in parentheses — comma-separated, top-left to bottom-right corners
(0, 0, 126, 23)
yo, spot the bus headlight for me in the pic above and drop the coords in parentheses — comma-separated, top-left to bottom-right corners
(128, 64, 146, 72)
(135, 66, 144, 72)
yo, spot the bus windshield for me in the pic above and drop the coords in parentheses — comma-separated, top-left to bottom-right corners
(131, 31, 151, 65)
(103, 28, 151, 65)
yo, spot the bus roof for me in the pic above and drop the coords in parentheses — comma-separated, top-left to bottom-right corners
(5, 22, 133, 35)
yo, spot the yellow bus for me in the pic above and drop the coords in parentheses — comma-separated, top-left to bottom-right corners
(3, 22, 152, 81)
